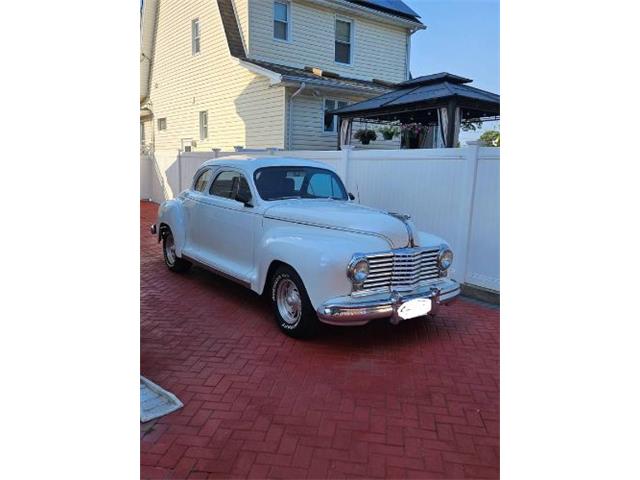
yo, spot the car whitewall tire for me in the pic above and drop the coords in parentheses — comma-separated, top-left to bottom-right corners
(162, 231, 192, 273)
(270, 265, 319, 339)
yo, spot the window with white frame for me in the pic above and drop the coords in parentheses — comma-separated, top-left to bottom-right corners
(192, 19, 200, 55)
(157, 118, 167, 131)
(334, 18, 352, 64)
(273, 1, 289, 41)
(323, 99, 348, 132)
(199, 111, 208, 140)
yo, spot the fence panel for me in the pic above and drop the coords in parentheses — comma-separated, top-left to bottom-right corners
(465, 148, 500, 290)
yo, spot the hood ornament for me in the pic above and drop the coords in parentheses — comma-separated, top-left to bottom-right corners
(387, 211, 416, 248)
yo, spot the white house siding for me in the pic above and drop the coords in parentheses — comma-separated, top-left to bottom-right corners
(148, 0, 285, 152)
(248, 0, 409, 84)
(288, 90, 362, 150)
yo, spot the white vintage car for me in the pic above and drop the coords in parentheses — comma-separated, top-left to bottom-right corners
(152, 157, 460, 338)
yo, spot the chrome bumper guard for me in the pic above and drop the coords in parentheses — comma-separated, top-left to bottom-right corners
(316, 279, 460, 326)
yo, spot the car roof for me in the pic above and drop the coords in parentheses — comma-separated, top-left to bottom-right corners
(200, 156, 336, 175)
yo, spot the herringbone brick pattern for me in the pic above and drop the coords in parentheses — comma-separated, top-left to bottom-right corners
(140, 201, 499, 479)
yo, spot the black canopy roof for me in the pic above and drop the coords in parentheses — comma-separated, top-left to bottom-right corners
(333, 73, 499, 119)
(333, 73, 499, 148)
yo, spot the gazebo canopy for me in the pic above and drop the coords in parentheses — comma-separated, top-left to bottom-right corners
(333, 73, 500, 148)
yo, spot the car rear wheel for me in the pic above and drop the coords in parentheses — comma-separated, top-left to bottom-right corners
(163, 231, 191, 273)
(270, 265, 319, 339)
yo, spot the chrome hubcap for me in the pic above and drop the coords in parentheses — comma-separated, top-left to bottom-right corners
(276, 279, 302, 325)
(165, 234, 176, 265)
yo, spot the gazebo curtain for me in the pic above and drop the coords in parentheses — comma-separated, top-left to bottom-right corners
(437, 106, 462, 147)
(437, 107, 448, 147)
(339, 118, 353, 148)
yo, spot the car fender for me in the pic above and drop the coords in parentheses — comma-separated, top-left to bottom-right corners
(415, 230, 448, 249)
(255, 223, 390, 309)
(157, 198, 188, 256)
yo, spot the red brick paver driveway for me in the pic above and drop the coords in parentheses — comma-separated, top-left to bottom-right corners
(140, 201, 499, 479)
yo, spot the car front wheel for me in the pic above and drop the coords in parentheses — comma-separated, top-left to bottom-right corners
(270, 265, 319, 339)
(163, 230, 191, 273)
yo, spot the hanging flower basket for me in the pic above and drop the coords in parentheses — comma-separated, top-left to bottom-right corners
(379, 125, 400, 140)
(354, 129, 377, 145)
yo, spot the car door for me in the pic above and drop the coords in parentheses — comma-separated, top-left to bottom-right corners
(196, 169, 257, 283)
(181, 167, 215, 257)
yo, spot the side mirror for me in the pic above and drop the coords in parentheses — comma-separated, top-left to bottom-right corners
(235, 190, 253, 207)
(348, 192, 356, 201)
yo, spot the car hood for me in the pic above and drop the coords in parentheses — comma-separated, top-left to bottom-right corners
(263, 199, 413, 248)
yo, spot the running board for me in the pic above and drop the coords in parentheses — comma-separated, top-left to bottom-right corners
(181, 254, 251, 289)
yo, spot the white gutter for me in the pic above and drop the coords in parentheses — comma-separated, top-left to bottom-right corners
(287, 82, 306, 149)
(237, 59, 282, 85)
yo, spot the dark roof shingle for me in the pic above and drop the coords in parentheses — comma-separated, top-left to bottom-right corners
(243, 59, 392, 94)
(217, 0, 246, 58)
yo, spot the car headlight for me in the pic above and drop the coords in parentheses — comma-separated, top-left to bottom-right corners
(347, 255, 369, 286)
(438, 249, 453, 270)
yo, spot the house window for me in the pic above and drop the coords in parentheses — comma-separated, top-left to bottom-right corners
(157, 118, 167, 130)
(273, 1, 289, 41)
(199, 111, 208, 140)
(335, 18, 352, 64)
(323, 99, 348, 132)
(192, 19, 200, 55)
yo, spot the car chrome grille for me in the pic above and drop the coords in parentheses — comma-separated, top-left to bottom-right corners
(361, 247, 441, 292)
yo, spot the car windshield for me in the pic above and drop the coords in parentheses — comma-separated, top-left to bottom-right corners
(254, 166, 348, 201)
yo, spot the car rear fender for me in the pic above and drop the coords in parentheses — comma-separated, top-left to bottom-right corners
(157, 199, 188, 256)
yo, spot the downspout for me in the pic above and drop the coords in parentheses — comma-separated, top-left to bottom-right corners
(287, 82, 306, 150)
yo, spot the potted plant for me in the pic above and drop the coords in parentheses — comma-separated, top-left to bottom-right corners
(354, 128, 377, 145)
(379, 125, 399, 141)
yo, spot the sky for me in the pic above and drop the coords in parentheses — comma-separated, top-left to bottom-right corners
(404, 0, 500, 141)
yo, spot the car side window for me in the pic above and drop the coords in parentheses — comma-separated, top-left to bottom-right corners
(193, 169, 213, 192)
(210, 171, 251, 201)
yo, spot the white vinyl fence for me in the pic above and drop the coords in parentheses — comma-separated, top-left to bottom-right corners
(141, 145, 499, 292)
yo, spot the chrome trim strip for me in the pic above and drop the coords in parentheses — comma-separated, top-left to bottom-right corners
(264, 215, 396, 248)
(387, 212, 415, 247)
(181, 254, 251, 289)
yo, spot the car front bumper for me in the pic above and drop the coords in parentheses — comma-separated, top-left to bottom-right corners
(316, 278, 460, 326)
